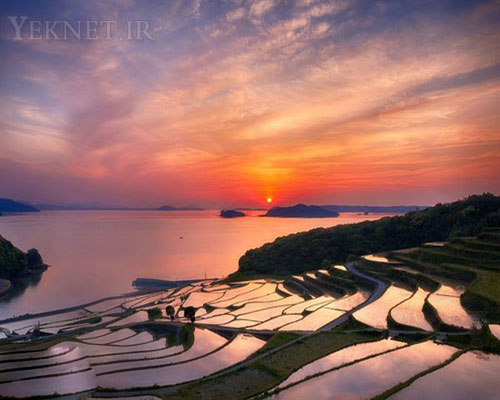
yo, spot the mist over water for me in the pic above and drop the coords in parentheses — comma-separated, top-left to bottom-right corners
(0, 210, 389, 319)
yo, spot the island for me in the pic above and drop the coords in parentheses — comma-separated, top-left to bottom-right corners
(158, 205, 205, 211)
(0, 198, 39, 213)
(0, 235, 48, 296)
(264, 203, 339, 218)
(220, 209, 246, 218)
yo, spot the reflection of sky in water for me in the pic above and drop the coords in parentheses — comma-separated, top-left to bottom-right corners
(489, 324, 500, 340)
(98, 334, 264, 389)
(94, 328, 227, 373)
(270, 342, 456, 400)
(428, 285, 476, 329)
(0, 211, 386, 319)
(391, 288, 433, 331)
(353, 286, 412, 329)
(393, 351, 500, 400)
(278, 339, 404, 389)
(0, 344, 95, 398)
(326, 291, 368, 311)
(282, 308, 344, 331)
(251, 314, 303, 330)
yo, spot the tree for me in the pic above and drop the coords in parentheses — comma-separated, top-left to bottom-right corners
(184, 306, 196, 323)
(147, 307, 162, 320)
(166, 305, 175, 321)
(27, 249, 43, 268)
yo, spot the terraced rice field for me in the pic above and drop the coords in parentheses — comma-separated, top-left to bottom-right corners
(275, 338, 405, 389)
(391, 288, 433, 331)
(98, 334, 264, 388)
(1, 276, 348, 396)
(353, 286, 413, 329)
(266, 342, 457, 400)
(428, 285, 477, 329)
(0, 237, 497, 399)
(391, 351, 500, 400)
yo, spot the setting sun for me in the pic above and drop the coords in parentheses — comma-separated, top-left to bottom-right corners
(266, 197, 273, 204)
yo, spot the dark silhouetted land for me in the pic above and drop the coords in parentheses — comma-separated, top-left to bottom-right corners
(220, 209, 246, 218)
(264, 204, 339, 218)
(0, 198, 39, 213)
(240, 194, 500, 275)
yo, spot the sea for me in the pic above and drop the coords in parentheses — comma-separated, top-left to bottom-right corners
(0, 210, 390, 319)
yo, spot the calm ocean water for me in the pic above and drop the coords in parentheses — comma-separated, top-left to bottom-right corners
(0, 210, 390, 319)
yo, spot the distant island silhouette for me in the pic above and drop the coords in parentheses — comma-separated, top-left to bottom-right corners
(34, 203, 206, 211)
(220, 209, 246, 218)
(29, 201, 427, 213)
(264, 204, 339, 218)
(158, 205, 205, 211)
(0, 198, 39, 213)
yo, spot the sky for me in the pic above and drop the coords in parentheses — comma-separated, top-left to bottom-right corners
(0, 0, 499, 208)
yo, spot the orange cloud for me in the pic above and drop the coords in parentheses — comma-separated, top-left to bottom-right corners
(0, 0, 499, 207)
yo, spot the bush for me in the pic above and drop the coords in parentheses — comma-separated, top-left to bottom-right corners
(27, 249, 44, 267)
(147, 307, 162, 320)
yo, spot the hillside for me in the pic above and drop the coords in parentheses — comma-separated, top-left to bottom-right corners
(0, 235, 47, 282)
(321, 205, 425, 214)
(264, 204, 339, 218)
(238, 194, 500, 275)
(0, 198, 39, 213)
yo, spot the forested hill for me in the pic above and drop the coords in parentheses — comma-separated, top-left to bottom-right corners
(238, 194, 500, 276)
(0, 236, 46, 280)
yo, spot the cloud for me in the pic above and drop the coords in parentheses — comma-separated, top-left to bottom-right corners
(0, 0, 499, 207)
(249, 0, 275, 17)
(226, 7, 245, 22)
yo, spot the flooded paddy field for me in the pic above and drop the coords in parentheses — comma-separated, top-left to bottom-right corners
(0, 235, 498, 399)
(391, 288, 433, 331)
(275, 338, 405, 389)
(267, 342, 457, 400)
(353, 286, 413, 329)
(428, 285, 477, 329)
(391, 351, 500, 400)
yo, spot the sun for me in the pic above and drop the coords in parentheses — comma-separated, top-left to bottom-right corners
(266, 197, 273, 204)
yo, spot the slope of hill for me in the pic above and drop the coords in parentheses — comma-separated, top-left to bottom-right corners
(321, 205, 426, 213)
(0, 235, 47, 294)
(0, 198, 39, 213)
(239, 194, 500, 275)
